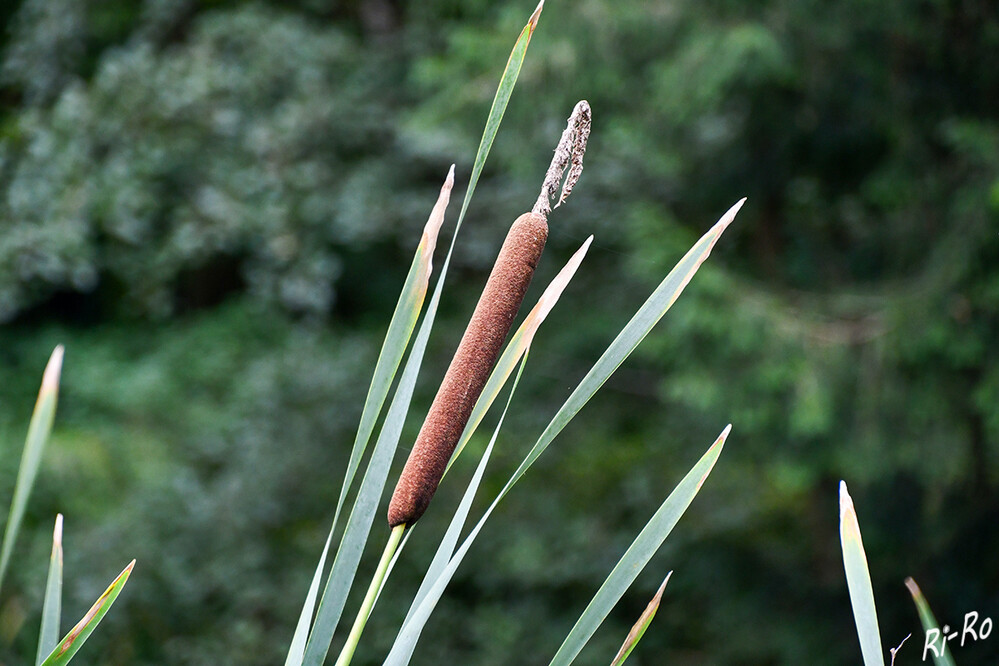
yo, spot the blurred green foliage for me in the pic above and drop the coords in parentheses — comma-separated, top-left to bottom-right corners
(0, 0, 997, 664)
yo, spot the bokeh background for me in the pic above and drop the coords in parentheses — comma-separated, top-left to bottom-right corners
(0, 0, 997, 663)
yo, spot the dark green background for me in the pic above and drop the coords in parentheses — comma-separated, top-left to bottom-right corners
(0, 0, 996, 663)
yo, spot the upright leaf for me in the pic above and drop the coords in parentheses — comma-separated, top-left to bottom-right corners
(905, 577, 957, 666)
(286, 166, 454, 666)
(37, 514, 64, 666)
(840, 481, 885, 666)
(0, 345, 64, 593)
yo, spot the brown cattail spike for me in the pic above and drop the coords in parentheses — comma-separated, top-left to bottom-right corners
(388, 100, 591, 528)
(388, 212, 548, 527)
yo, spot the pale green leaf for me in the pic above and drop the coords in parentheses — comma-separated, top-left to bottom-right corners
(0, 345, 64, 594)
(550, 430, 727, 666)
(840, 481, 886, 666)
(37, 514, 64, 666)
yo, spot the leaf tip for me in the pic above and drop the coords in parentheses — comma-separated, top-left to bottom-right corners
(529, 0, 544, 31)
(53, 513, 63, 548)
(904, 576, 920, 598)
(42, 345, 65, 395)
(718, 198, 746, 231)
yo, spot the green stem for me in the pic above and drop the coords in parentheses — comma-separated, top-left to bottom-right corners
(334, 524, 406, 666)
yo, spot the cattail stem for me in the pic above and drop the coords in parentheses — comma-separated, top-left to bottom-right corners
(333, 524, 406, 666)
(387, 101, 591, 528)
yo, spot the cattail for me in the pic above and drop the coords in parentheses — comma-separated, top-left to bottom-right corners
(388, 101, 591, 528)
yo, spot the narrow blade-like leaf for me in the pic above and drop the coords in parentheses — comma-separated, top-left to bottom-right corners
(840, 481, 886, 666)
(609, 572, 672, 666)
(331, 165, 455, 544)
(500, 200, 742, 502)
(905, 577, 956, 666)
(287, 167, 454, 666)
(39, 560, 134, 666)
(550, 430, 728, 666)
(0, 345, 64, 593)
(456, 0, 544, 225)
(37, 514, 64, 666)
(301, 6, 544, 662)
(284, 529, 334, 666)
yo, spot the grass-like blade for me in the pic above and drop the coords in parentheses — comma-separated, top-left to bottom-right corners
(550, 430, 728, 666)
(455, 0, 544, 225)
(497, 200, 742, 502)
(38, 560, 134, 666)
(301, 6, 544, 662)
(609, 572, 672, 666)
(286, 167, 454, 666)
(0, 345, 64, 594)
(37, 514, 64, 666)
(384, 356, 530, 666)
(905, 577, 957, 666)
(284, 529, 334, 666)
(840, 481, 886, 666)
(385, 201, 741, 664)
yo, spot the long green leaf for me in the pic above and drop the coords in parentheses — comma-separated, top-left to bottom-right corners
(285, 166, 454, 666)
(0, 345, 64, 594)
(609, 572, 672, 666)
(550, 429, 728, 666)
(905, 577, 957, 666)
(284, 529, 334, 666)
(840, 481, 886, 666)
(456, 0, 544, 225)
(37, 514, 64, 666)
(301, 6, 543, 663)
(385, 202, 742, 665)
(38, 560, 134, 666)
(498, 199, 742, 502)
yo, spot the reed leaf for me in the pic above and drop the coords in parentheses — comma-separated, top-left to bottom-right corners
(0, 345, 64, 594)
(840, 481, 885, 666)
(905, 577, 957, 666)
(609, 572, 672, 666)
(285, 167, 454, 666)
(550, 429, 728, 666)
(38, 560, 134, 666)
(36, 514, 64, 666)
